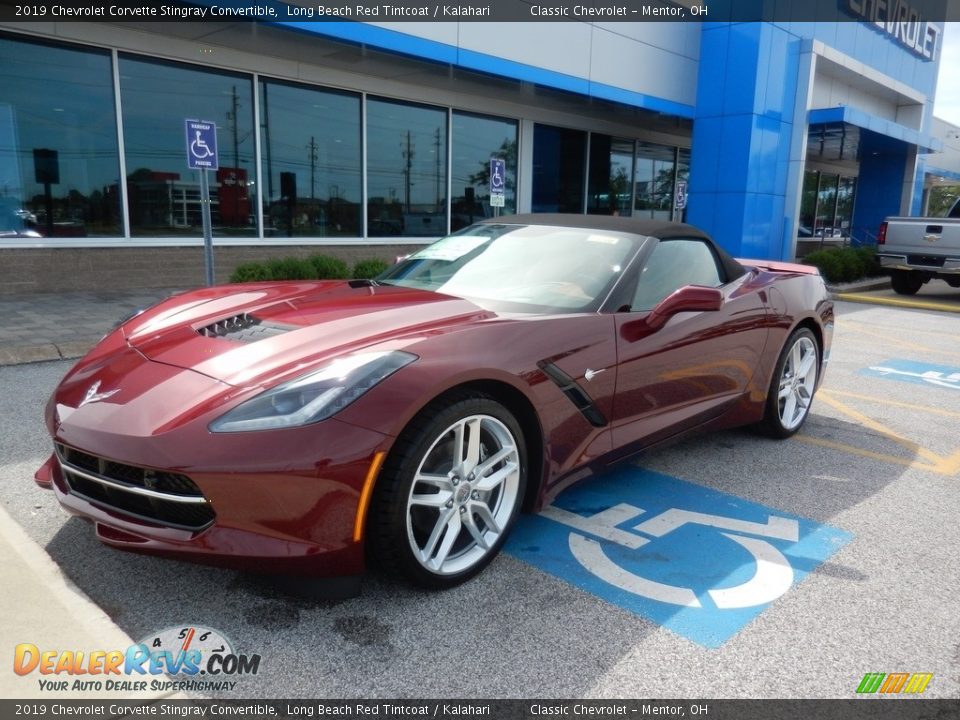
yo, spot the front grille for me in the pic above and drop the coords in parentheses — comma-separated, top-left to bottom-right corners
(907, 255, 946, 267)
(197, 313, 294, 343)
(55, 444, 215, 531)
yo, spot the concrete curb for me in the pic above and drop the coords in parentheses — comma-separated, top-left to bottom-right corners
(0, 502, 184, 700)
(826, 276, 891, 294)
(0, 339, 94, 367)
(834, 293, 960, 313)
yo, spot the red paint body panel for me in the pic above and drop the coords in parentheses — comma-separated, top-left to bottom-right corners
(37, 233, 833, 581)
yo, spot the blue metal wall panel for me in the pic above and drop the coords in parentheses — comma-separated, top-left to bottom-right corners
(852, 132, 909, 238)
(689, 23, 801, 259)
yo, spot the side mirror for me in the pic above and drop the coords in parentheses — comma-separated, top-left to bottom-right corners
(621, 285, 723, 342)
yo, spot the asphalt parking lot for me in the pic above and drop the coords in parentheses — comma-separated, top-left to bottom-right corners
(1, 298, 959, 700)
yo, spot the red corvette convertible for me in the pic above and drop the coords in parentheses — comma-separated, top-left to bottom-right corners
(34, 215, 832, 593)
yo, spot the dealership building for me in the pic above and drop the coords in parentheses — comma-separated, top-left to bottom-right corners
(1, 7, 959, 292)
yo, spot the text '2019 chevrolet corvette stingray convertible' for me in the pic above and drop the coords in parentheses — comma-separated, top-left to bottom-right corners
(34, 215, 832, 593)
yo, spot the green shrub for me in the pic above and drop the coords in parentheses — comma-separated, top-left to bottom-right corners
(854, 246, 880, 277)
(352, 258, 390, 279)
(230, 262, 270, 283)
(307, 254, 350, 279)
(803, 250, 844, 283)
(803, 246, 880, 284)
(266, 257, 315, 280)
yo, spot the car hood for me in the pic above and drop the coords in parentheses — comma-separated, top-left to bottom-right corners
(124, 281, 494, 388)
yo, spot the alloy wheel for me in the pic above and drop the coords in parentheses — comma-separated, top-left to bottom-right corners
(405, 414, 521, 575)
(777, 336, 818, 431)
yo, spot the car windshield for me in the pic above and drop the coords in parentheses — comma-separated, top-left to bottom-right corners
(379, 223, 640, 313)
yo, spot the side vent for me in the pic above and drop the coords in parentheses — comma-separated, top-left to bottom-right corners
(197, 313, 295, 343)
(538, 361, 607, 427)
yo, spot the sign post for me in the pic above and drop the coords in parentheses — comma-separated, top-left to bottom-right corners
(185, 119, 219, 286)
(489, 157, 506, 217)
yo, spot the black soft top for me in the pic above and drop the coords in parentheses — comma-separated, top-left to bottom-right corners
(478, 213, 746, 282)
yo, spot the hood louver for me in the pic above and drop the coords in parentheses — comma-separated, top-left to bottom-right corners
(197, 313, 296, 343)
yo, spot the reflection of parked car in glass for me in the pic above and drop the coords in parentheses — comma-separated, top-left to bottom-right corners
(815, 226, 846, 239)
(0, 199, 42, 238)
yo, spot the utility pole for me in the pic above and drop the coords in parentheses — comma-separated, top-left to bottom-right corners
(307, 135, 318, 202)
(261, 83, 273, 204)
(226, 85, 241, 224)
(230, 86, 240, 172)
(434, 127, 441, 209)
(401, 130, 413, 214)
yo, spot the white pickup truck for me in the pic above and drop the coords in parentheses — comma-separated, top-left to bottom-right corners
(876, 198, 960, 294)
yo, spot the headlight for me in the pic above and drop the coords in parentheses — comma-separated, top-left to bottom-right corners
(209, 350, 417, 432)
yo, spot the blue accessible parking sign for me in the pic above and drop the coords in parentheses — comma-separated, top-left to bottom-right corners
(505, 467, 852, 648)
(185, 119, 218, 171)
(489, 157, 505, 208)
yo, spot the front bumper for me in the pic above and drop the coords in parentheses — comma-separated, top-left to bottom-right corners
(34, 415, 391, 578)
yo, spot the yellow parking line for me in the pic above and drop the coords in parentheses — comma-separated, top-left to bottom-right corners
(806, 390, 960, 476)
(838, 323, 960, 360)
(815, 392, 942, 465)
(836, 293, 960, 313)
(839, 320, 960, 343)
(820, 389, 960, 420)
(795, 435, 928, 472)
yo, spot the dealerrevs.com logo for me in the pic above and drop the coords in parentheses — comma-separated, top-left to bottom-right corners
(13, 625, 261, 693)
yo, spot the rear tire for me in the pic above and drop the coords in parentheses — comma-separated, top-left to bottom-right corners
(367, 393, 527, 589)
(757, 328, 820, 439)
(891, 271, 923, 295)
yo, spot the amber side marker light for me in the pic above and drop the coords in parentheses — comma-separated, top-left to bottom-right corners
(353, 451, 386, 542)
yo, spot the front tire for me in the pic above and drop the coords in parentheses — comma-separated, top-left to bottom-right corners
(368, 394, 527, 589)
(891, 270, 923, 295)
(758, 328, 820, 439)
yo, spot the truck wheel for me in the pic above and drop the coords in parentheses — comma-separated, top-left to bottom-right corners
(891, 271, 922, 295)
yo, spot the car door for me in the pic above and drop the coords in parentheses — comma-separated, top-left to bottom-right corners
(610, 238, 769, 452)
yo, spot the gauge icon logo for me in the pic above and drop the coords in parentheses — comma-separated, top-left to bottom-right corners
(137, 625, 235, 675)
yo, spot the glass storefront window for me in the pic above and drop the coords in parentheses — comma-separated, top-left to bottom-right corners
(119, 56, 256, 237)
(799, 170, 857, 240)
(450, 111, 517, 230)
(816, 173, 839, 237)
(367, 98, 447, 238)
(259, 80, 361, 238)
(0, 36, 121, 238)
(836, 176, 856, 236)
(799, 170, 819, 237)
(634, 142, 675, 220)
(587, 135, 634, 216)
(532, 124, 587, 213)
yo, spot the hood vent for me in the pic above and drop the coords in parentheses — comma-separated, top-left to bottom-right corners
(197, 313, 295, 343)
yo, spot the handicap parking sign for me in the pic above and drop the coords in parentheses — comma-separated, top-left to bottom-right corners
(489, 157, 505, 208)
(506, 467, 852, 647)
(185, 119, 218, 171)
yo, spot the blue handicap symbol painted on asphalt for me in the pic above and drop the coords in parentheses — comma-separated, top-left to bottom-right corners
(505, 467, 852, 648)
(860, 358, 960, 391)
